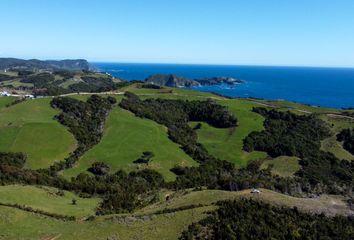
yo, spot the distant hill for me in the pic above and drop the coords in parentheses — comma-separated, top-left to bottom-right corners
(0, 58, 94, 71)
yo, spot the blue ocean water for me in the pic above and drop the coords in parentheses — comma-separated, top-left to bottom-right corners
(93, 63, 354, 109)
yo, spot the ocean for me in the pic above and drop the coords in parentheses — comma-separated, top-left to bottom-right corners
(93, 63, 354, 109)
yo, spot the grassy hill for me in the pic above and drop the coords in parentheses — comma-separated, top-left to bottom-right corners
(0, 86, 353, 239)
(0, 185, 100, 218)
(0, 96, 17, 109)
(117, 85, 268, 167)
(63, 98, 196, 181)
(191, 99, 267, 167)
(0, 69, 121, 95)
(0, 188, 351, 240)
(0, 98, 76, 169)
(0, 204, 212, 240)
(1, 85, 352, 177)
(260, 156, 301, 177)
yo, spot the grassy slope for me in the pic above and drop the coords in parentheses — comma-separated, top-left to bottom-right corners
(321, 135, 353, 160)
(0, 98, 76, 169)
(256, 99, 338, 114)
(0, 96, 17, 109)
(1, 79, 34, 87)
(0, 188, 351, 240)
(0, 185, 100, 218)
(261, 156, 301, 177)
(0, 204, 212, 240)
(63, 101, 196, 181)
(193, 99, 267, 167)
(320, 115, 354, 161)
(123, 85, 268, 167)
(137, 188, 352, 217)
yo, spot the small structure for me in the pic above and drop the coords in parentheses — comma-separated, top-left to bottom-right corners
(250, 188, 261, 194)
(0, 91, 9, 96)
(24, 94, 35, 99)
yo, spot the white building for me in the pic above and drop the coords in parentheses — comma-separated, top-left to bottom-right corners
(0, 91, 10, 96)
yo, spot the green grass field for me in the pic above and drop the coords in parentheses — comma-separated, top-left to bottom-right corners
(0, 185, 100, 218)
(0, 96, 16, 109)
(137, 188, 351, 217)
(320, 114, 354, 160)
(321, 135, 353, 161)
(192, 99, 267, 167)
(63, 104, 196, 181)
(1, 79, 34, 87)
(261, 156, 301, 177)
(0, 204, 212, 240)
(0, 98, 76, 169)
(58, 77, 83, 88)
(1, 86, 353, 239)
(0, 187, 350, 240)
(257, 99, 338, 114)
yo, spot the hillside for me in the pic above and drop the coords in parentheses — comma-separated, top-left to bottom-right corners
(0, 188, 352, 239)
(0, 68, 122, 96)
(0, 84, 353, 239)
(0, 58, 93, 71)
(0, 98, 76, 169)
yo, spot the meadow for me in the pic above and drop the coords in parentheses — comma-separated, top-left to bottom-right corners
(63, 101, 196, 181)
(122, 85, 268, 167)
(0, 87, 353, 239)
(261, 156, 301, 177)
(0, 98, 76, 169)
(0, 185, 100, 218)
(0, 187, 351, 240)
(192, 99, 268, 167)
(0, 96, 17, 109)
(1, 86, 352, 179)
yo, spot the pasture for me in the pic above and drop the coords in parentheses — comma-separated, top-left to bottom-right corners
(0, 185, 100, 218)
(0, 98, 76, 169)
(63, 104, 196, 181)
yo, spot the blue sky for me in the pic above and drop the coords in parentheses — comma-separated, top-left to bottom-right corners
(1, 0, 354, 67)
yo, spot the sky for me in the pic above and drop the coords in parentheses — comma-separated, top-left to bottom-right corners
(0, 0, 354, 67)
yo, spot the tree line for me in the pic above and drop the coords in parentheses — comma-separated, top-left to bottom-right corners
(47, 95, 117, 173)
(180, 199, 354, 240)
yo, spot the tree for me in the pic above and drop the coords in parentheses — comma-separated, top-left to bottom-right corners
(88, 162, 110, 175)
(133, 151, 155, 165)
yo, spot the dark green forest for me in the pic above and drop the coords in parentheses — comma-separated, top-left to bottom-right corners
(243, 107, 354, 194)
(180, 199, 354, 240)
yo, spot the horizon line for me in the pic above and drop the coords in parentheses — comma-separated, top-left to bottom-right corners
(90, 61, 354, 70)
(1, 56, 354, 69)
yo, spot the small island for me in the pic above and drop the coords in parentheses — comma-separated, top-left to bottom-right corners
(144, 74, 245, 88)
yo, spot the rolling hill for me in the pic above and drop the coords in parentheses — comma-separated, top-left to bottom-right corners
(0, 84, 353, 239)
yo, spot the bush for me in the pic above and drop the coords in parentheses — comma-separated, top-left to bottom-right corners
(0, 152, 27, 168)
(337, 128, 354, 155)
(88, 162, 111, 175)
